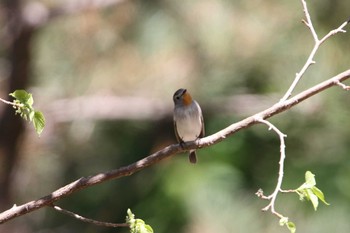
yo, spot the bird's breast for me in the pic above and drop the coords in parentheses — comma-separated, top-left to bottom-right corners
(174, 102, 202, 141)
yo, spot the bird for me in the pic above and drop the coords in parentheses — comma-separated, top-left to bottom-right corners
(173, 88, 205, 163)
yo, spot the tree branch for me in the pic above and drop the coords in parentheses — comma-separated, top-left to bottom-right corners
(1, 69, 350, 224)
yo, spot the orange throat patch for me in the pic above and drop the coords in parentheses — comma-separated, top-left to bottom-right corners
(182, 92, 193, 106)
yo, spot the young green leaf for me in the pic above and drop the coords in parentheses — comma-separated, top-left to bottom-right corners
(312, 186, 330, 206)
(305, 171, 316, 186)
(306, 188, 319, 210)
(33, 111, 45, 136)
(29, 110, 35, 121)
(298, 171, 316, 190)
(9, 90, 33, 106)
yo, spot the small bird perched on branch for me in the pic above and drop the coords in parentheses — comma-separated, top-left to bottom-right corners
(173, 88, 205, 163)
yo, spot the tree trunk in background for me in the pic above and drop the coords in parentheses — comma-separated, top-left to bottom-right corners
(0, 0, 33, 209)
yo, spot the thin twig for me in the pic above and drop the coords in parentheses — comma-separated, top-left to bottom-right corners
(319, 20, 348, 44)
(280, 0, 349, 102)
(51, 205, 129, 228)
(0, 98, 19, 107)
(255, 118, 287, 219)
(280, 189, 297, 193)
(300, 0, 318, 41)
(334, 80, 350, 90)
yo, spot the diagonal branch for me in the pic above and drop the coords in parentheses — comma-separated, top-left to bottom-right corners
(0, 69, 350, 224)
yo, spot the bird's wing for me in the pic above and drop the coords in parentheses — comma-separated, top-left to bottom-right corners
(173, 120, 183, 143)
(199, 113, 205, 138)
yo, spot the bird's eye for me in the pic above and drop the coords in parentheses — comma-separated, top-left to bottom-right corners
(175, 96, 180, 100)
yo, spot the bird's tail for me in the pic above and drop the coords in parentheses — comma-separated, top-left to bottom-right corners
(189, 150, 197, 164)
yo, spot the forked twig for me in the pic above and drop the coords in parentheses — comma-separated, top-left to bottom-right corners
(255, 118, 287, 219)
(280, 0, 349, 102)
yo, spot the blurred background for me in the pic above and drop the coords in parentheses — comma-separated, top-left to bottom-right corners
(0, 0, 350, 232)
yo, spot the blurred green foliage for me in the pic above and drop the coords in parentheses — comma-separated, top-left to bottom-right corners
(1, 0, 350, 232)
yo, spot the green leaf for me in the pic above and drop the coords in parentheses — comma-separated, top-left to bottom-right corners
(144, 224, 154, 233)
(29, 110, 35, 121)
(305, 171, 316, 186)
(33, 111, 45, 136)
(10, 90, 33, 106)
(312, 186, 330, 206)
(298, 171, 316, 190)
(306, 188, 319, 210)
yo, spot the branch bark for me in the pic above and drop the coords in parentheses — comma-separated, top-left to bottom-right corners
(1, 69, 350, 224)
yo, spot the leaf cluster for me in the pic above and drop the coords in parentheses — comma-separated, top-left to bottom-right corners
(9, 90, 45, 136)
(296, 171, 330, 211)
(279, 171, 330, 233)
